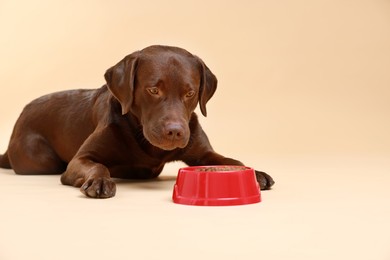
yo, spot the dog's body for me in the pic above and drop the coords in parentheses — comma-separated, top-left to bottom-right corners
(0, 45, 274, 198)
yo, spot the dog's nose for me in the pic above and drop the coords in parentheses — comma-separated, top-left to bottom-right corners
(165, 123, 185, 139)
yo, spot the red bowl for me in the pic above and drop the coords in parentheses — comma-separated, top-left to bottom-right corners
(172, 166, 261, 206)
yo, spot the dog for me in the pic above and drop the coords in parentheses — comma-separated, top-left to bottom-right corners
(0, 45, 274, 198)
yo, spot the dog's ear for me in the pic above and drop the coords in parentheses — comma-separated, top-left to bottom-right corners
(197, 57, 218, 117)
(104, 51, 140, 115)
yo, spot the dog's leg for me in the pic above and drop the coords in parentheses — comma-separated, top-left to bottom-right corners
(183, 151, 275, 190)
(61, 158, 116, 198)
(0, 151, 12, 169)
(200, 152, 274, 190)
(60, 129, 118, 198)
(7, 134, 66, 175)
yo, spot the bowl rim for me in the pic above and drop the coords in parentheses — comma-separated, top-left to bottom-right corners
(178, 165, 253, 173)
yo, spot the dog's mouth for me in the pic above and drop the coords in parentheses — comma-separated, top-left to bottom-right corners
(145, 135, 189, 151)
(153, 141, 188, 151)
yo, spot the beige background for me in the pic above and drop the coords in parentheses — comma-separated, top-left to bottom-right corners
(0, 1, 389, 260)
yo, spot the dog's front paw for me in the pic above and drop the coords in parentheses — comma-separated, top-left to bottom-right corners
(255, 170, 275, 190)
(80, 176, 116, 198)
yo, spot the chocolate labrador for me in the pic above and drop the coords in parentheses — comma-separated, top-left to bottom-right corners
(0, 45, 274, 198)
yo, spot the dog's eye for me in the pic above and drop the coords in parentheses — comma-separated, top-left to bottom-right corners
(185, 91, 195, 98)
(148, 87, 159, 95)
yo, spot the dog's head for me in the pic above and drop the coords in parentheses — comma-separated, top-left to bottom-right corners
(104, 45, 217, 151)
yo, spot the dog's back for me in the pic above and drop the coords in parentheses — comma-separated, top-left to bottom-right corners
(0, 87, 109, 172)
